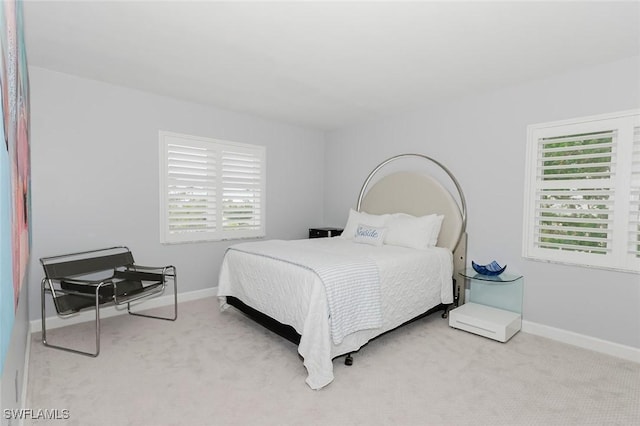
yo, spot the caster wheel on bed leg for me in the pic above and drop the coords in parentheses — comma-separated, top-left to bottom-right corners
(441, 306, 449, 319)
(345, 354, 353, 366)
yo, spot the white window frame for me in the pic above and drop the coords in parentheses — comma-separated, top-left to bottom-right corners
(523, 110, 640, 274)
(159, 131, 266, 244)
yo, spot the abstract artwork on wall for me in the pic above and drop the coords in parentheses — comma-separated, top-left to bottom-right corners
(0, 0, 30, 376)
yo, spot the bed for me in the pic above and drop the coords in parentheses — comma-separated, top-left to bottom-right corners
(217, 153, 467, 389)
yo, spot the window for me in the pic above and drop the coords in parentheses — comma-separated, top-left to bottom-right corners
(159, 131, 266, 244)
(523, 110, 640, 273)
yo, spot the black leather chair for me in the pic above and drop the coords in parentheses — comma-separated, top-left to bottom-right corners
(40, 246, 177, 356)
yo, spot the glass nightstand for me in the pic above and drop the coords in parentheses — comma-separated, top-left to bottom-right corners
(461, 268, 523, 314)
(449, 268, 524, 342)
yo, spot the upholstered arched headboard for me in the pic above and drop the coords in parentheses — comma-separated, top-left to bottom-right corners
(358, 171, 463, 251)
(356, 154, 467, 296)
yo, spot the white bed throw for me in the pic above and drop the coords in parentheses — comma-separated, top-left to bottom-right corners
(226, 240, 382, 344)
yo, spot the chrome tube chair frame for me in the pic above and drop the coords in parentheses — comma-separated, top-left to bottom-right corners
(40, 246, 177, 357)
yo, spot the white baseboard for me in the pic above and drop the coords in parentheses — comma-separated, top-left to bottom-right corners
(522, 320, 640, 363)
(30, 287, 217, 334)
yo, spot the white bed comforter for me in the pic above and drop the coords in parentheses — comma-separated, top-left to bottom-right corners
(217, 237, 453, 390)
(226, 240, 382, 345)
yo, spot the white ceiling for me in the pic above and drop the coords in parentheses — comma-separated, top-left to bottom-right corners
(24, 1, 640, 131)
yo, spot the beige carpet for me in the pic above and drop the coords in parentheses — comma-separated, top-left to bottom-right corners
(27, 297, 640, 426)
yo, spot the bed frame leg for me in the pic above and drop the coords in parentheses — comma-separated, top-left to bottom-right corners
(345, 353, 353, 366)
(441, 305, 450, 319)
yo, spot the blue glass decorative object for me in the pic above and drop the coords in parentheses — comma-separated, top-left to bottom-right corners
(472, 260, 507, 276)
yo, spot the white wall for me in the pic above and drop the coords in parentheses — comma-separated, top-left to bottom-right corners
(27, 66, 326, 322)
(324, 56, 640, 349)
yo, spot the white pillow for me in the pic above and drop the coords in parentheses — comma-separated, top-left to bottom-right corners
(353, 224, 386, 246)
(428, 214, 444, 247)
(341, 209, 389, 240)
(385, 213, 444, 249)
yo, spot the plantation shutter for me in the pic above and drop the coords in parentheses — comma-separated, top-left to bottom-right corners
(533, 131, 615, 255)
(220, 147, 265, 238)
(165, 140, 217, 242)
(523, 110, 640, 273)
(160, 132, 265, 243)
